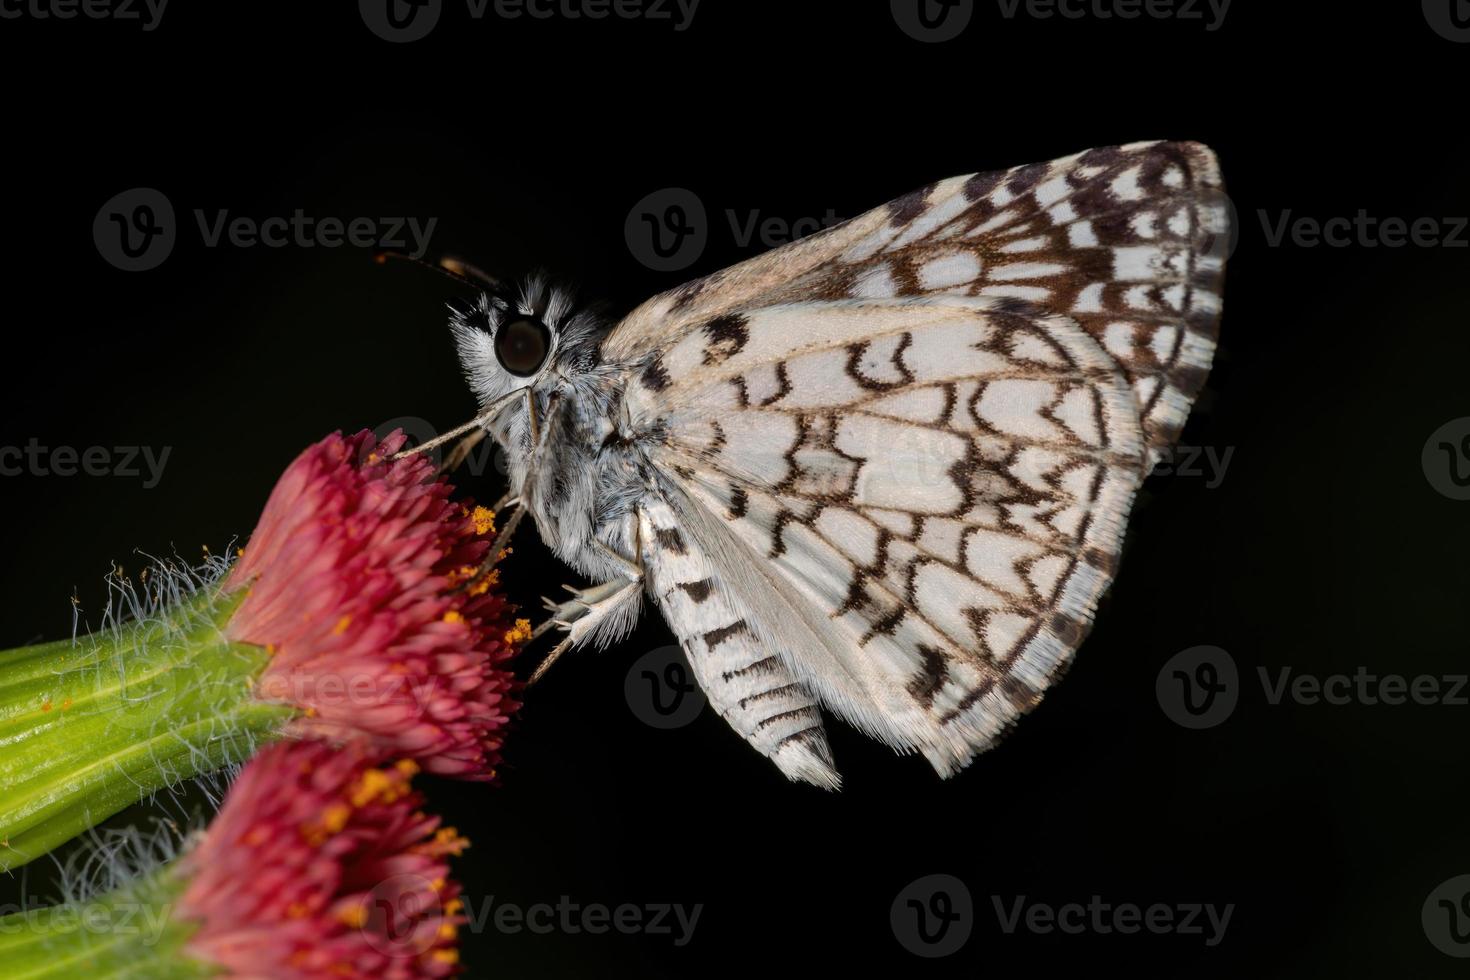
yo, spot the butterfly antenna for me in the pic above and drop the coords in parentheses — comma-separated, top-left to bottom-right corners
(374, 250, 505, 293)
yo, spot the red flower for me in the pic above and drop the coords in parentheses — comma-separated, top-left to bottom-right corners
(179, 740, 469, 979)
(225, 430, 518, 779)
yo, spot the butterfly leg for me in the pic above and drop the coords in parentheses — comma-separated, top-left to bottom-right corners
(529, 538, 645, 684)
(440, 426, 486, 474)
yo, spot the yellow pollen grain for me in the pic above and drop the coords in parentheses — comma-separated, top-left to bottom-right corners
(320, 803, 352, 835)
(438, 922, 458, 940)
(442, 610, 464, 625)
(287, 902, 310, 919)
(395, 759, 420, 777)
(338, 904, 369, 928)
(468, 570, 498, 596)
(40, 701, 52, 713)
(445, 898, 464, 915)
(504, 619, 533, 645)
(332, 615, 352, 636)
(61, 698, 72, 711)
(349, 768, 396, 808)
(470, 506, 495, 535)
(433, 950, 460, 965)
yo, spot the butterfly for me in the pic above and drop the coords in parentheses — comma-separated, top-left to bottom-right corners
(443, 141, 1227, 788)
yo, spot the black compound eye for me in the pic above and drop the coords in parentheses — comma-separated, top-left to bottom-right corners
(494, 317, 551, 376)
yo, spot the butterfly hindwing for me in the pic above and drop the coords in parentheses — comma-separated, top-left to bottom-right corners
(627, 297, 1146, 777)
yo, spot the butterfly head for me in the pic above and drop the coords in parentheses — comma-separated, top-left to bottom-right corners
(450, 276, 602, 410)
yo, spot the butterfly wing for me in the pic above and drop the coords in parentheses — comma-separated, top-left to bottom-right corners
(612, 142, 1225, 780)
(624, 296, 1145, 778)
(609, 140, 1225, 466)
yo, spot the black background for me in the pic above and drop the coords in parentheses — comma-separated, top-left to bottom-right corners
(1, 2, 1468, 976)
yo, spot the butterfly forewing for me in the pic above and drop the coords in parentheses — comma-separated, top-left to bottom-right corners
(610, 140, 1225, 465)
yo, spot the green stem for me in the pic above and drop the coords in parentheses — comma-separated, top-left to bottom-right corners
(0, 589, 294, 872)
(0, 870, 213, 979)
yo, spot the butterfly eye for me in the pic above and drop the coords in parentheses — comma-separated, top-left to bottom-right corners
(494, 317, 552, 376)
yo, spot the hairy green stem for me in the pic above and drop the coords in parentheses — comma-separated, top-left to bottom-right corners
(0, 869, 212, 979)
(0, 590, 293, 871)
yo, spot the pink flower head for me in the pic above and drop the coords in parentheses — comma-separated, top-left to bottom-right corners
(225, 429, 520, 779)
(180, 740, 469, 979)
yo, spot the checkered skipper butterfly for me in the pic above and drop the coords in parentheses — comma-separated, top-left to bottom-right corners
(444, 142, 1227, 788)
